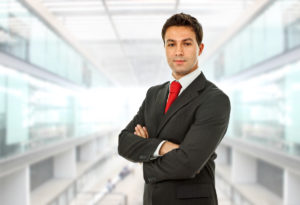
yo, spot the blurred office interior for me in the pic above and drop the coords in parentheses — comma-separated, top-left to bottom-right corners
(0, 0, 300, 204)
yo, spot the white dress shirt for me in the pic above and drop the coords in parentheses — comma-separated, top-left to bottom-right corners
(152, 68, 202, 158)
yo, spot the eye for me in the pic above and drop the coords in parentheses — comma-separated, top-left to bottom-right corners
(167, 43, 174, 47)
(184, 43, 192, 46)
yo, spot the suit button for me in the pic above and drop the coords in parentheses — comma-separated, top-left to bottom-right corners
(148, 177, 156, 183)
(139, 155, 146, 160)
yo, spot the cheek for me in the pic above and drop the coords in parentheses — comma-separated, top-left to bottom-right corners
(166, 49, 173, 56)
(166, 56, 173, 65)
(166, 51, 174, 61)
(191, 49, 199, 59)
(184, 46, 195, 55)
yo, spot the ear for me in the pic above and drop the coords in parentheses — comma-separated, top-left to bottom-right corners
(198, 43, 204, 56)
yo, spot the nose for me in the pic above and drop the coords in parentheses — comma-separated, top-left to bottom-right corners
(175, 45, 183, 56)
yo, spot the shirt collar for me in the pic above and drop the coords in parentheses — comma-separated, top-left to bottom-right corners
(169, 68, 202, 95)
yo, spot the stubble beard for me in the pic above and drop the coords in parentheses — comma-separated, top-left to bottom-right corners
(172, 62, 197, 77)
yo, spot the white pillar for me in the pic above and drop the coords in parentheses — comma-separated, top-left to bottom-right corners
(231, 149, 257, 183)
(80, 140, 97, 161)
(215, 145, 229, 165)
(97, 136, 108, 153)
(284, 170, 300, 205)
(0, 167, 30, 205)
(54, 148, 76, 178)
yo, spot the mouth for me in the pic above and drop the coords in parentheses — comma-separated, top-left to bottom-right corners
(174, 60, 185, 64)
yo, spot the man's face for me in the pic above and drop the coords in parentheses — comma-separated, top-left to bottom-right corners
(164, 26, 204, 80)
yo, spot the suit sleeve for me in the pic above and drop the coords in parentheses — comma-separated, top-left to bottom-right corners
(143, 93, 231, 183)
(118, 88, 163, 163)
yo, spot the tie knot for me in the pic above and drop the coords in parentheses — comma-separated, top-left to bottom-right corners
(170, 81, 182, 93)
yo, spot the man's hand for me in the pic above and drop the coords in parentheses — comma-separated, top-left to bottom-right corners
(134, 124, 149, 138)
(159, 141, 179, 155)
(134, 124, 179, 156)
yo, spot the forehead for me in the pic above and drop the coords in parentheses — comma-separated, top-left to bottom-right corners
(165, 26, 196, 41)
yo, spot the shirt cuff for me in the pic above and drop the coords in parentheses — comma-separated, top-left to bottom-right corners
(151, 140, 166, 159)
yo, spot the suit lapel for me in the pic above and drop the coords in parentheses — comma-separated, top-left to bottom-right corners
(153, 82, 169, 128)
(155, 73, 207, 137)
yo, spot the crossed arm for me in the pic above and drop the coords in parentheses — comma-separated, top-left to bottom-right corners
(118, 90, 180, 163)
(134, 124, 179, 155)
(118, 90, 230, 184)
(141, 94, 230, 184)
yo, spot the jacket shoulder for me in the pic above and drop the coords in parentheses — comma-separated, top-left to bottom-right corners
(146, 81, 169, 95)
(204, 80, 230, 103)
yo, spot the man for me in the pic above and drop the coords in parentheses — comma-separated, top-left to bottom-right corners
(118, 13, 230, 205)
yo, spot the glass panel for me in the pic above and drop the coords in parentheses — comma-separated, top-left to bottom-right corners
(264, 0, 284, 59)
(283, 0, 300, 49)
(0, 68, 6, 157)
(227, 59, 300, 157)
(251, 13, 265, 65)
(284, 62, 300, 152)
(0, 63, 113, 160)
(29, 18, 46, 68)
(205, 0, 300, 80)
(0, 0, 113, 160)
(45, 29, 58, 73)
(0, 0, 111, 87)
(0, 1, 10, 54)
(0, 1, 9, 29)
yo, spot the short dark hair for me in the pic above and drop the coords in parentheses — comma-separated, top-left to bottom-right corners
(161, 13, 203, 45)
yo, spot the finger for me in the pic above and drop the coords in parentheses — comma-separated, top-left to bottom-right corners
(135, 126, 142, 136)
(143, 127, 149, 138)
(136, 126, 145, 138)
(137, 124, 146, 138)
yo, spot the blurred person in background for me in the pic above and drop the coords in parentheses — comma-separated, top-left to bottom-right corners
(118, 13, 230, 205)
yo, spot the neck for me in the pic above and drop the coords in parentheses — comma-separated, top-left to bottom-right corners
(172, 73, 182, 80)
(172, 65, 198, 80)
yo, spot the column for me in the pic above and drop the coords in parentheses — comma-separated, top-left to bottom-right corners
(0, 167, 30, 205)
(216, 144, 230, 165)
(54, 148, 76, 178)
(284, 170, 300, 205)
(79, 139, 97, 161)
(231, 149, 257, 183)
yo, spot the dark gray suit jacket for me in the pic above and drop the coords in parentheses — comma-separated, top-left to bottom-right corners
(118, 72, 230, 205)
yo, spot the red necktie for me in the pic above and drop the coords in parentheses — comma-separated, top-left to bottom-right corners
(164, 81, 182, 113)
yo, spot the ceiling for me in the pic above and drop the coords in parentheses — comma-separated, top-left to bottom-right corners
(38, 0, 256, 87)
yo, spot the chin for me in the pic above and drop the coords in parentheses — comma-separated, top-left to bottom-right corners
(174, 70, 190, 76)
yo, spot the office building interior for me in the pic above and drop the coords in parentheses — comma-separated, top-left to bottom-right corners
(0, 0, 300, 204)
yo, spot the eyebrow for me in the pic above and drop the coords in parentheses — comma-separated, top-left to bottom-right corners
(166, 38, 193, 43)
(182, 38, 193, 42)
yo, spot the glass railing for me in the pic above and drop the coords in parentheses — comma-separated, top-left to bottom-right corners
(204, 0, 300, 80)
(226, 59, 300, 157)
(0, 0, 116, 160)
(202, 0, 300, 158)
(0, 0, 110, 87)
(0, 64, 116, 160)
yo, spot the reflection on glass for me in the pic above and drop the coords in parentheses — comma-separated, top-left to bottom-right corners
(205, 0, 300, 80)
(227, 60, 300, 156)
(0, 0, 110, 87)
(0, 64, 116, 160)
